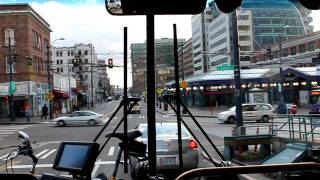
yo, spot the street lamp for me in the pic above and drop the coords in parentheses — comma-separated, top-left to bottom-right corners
(46, 38, 65, 119)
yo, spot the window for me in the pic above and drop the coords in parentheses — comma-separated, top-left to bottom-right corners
(6, 57, 16, 73)
(4, 28, 15, 46)
(299, 44, 305, 53)
(56, 52, 59, 57)
(57, 60, 59, 64)
(259, 105, 272, 111)
(309, 42, 316, 51)
(72, 67, 74, 72)
(60, 60, 63, 64)
(57, 68, 60, 73)
(61, 68, 63, 73)
(44, 39, 49, 54)
(85, 67, 89, 72)
(68, 51, 70, 56)
(290, 47, 296, 55)
(32, 30, 42, 50)
(78, 50, 81, 55)
(85, 59, 88, 63)
(59, 52, 63, 56)
(194, 66, 202, 71)
(85, 51, 88, 55)
(71, 51, 74, 56)
(85, 74, 88, 79)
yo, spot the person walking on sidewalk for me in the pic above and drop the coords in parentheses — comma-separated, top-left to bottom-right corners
(24, 103, 32, 123)
(41, 104, 48, 120)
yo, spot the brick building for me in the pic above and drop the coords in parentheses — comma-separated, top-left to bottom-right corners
(0, 4, 51, 117)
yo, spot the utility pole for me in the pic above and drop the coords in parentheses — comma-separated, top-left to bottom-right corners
(91, 45, 94, 108)
(231, 11, 243, 128)
(47, 45, 53, 119)
(8, 35, 15, 121)
(279, 34, 283, 101)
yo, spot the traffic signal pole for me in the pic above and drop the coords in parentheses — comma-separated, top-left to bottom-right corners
(8, 36, 15, 121)
(47, 45, 53, 119)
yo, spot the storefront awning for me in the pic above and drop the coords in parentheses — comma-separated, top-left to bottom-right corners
(53, 90, 69, 98)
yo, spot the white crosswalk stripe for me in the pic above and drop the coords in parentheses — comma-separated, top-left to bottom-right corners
(40, 149, 57, 159)
(0, 154, 9, 160)
(108, 146, 115, 156)
(0, 125, 33, 141)
(36, 149, 50, 158)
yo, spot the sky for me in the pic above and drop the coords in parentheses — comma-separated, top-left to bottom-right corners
(2, 0, 320, 87)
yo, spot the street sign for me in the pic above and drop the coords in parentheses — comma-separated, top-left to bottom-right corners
(217, 64, 234, 70)
(9, 81, 16, 95)
(47, 92, 54, 101)
(180, 80, 188, 89)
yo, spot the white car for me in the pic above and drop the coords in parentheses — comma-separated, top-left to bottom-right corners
(129, 102, 141, 114)
(52, 111, 104, 126)
(217, 103, 275, 123)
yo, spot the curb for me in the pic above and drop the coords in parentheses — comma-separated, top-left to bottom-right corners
(0, 122, 43, 125)
(156, 109, 217, 118)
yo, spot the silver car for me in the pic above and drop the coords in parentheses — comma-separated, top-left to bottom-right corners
(52, 111, 104, 126)
(134, 123, 199, 171)
(217, 103, 275, 123)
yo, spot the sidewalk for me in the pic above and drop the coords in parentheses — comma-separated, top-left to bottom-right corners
(155, 103, 311, 118)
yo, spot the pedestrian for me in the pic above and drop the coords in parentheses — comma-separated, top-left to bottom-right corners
(277, 98, 288, 114)
(24, 103, 32, 122)
(41, 104, 48, 120)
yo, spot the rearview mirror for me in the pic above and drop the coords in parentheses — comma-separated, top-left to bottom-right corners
(105, 0, 207, 15)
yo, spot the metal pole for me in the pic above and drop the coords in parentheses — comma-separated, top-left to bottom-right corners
(8, 35, 15, 121)
(173, 24, 184, 169)
(279, 34, 283, 101)
(47, 45, 53, 119)
(146, 13, 156, 176)
(181, 42, 187, 114)
(231, 11, 243, 128)
(123, 27, 128, 173)
(91, 45, 94, 108)
(68, 63, 71, 112)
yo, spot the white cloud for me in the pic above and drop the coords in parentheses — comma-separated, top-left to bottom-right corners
(29, 2, 192, 88)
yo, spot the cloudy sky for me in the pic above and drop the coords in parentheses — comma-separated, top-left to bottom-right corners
(3, 0, 320, 87)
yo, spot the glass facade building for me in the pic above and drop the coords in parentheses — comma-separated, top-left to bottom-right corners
(242, 0, 308, 49)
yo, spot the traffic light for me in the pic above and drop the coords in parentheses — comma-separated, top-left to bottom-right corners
(108, 58, 113, 68)
(215, 0, 243, 13)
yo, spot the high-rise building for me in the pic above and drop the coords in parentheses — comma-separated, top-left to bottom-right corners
(202, 0, 311, 70)
(191, 7, 213, 75)
(131, 38, 185, 92)
(178, 38, 194, 78)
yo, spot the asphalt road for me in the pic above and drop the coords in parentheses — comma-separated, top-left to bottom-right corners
(0, 100, 280, 179)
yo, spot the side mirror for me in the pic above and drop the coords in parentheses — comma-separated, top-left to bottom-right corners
(298, 0, 320, 10)
(215, 0, 243, 13)
(18, 131, 31, 146)
(105, 0, 206, 15)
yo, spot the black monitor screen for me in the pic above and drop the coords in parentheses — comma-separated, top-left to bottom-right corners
(57, 144, 89, 170)
(53, 142, 99, 175)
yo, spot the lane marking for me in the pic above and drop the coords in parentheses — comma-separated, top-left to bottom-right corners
(0, 154, 9, 160)
(8, 161, 117, 169)
(0, 160, 21, 172)
(35, 149, 49, 158)
(108, 146, 115, 156)
(40, 149, 57, 159)
(91, 159, 102, 177)
(0, 132, 15, 135)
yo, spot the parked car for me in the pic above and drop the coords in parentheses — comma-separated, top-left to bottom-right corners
(217, 103, 275, 123)
(129, 101, 141, 114)
(107, 96, 114, 101)
(132, 123, 199, 171)
(52, 111, 104, 126)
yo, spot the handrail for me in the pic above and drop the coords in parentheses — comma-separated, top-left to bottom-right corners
(175, 162, 320, 180)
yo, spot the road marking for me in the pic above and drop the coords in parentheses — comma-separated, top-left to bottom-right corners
(35, 149, 49, 158)
(0, 154, 9, 160)
(108, 146, 115, 156)
(8, 161, 117, 169)
(40, 149, 57, 159)
(139, 116, 142, 118)
(0, 132, 15, 135)
(142, 116, 145, 118)
(42, 121, 51, 124)
(91, 159, 102, 177)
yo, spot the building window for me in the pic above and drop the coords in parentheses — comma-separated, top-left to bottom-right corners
(85, 67, 89, 72)
(57, 60, 59, 64)
(44, 39, 49, 54)
(194, 66, 202, 71)
(32, 30, 42, 50)
(309, 42, 316, 51)
(68, 51, 70, 56)
(61, 68, 63, 73)
(59, 51, 62, 56)
(72, 67, 74, 72)
(299, 44, 305, 53)
(85, 59, 88, 63)
(290, 47, 296, 55)
(57, 68, 60, 73)
(85, 74, 88, 80)
(60, 60, 63, 64)
(85, 51, 88, 55)
(4, 28, 15, 46)
(78, 51, 81, 55)
(71, 51, 74, 56)
(5, 57, 16, 73)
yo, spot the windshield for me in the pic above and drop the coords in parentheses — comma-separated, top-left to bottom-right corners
(0, 0, 319, 179)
